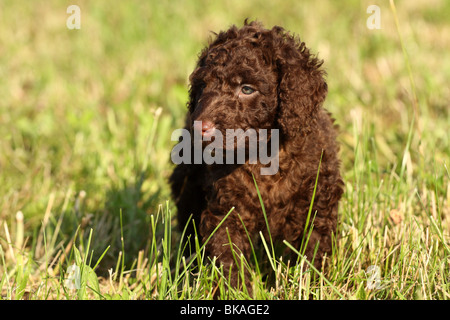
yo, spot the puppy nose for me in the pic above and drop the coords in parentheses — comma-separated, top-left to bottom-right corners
(193, 120, 216, 138)
(201, 121, 215, 134)
(195, 120, 215, 139)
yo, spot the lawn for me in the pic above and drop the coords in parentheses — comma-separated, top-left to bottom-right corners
(0, 0, 449, 300)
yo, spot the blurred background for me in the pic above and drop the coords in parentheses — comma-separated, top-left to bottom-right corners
(0, 0, 449, 274)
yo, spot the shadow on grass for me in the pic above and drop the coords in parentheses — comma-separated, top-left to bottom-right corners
(82, 170, 170, 276)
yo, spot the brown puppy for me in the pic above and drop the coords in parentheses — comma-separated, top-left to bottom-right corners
(170, 20, 343, 290)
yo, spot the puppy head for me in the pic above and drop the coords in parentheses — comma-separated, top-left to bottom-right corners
(187, 20, 327, 146)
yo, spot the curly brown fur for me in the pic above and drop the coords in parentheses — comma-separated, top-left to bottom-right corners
(170, 20, 343, 290)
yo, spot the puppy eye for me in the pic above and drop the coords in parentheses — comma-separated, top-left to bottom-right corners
(241, 85, 255, 95)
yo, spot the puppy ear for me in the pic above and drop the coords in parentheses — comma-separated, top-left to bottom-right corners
(276, 40, 328, 139)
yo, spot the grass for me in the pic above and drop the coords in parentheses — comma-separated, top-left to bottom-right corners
(0, 0, 449, 300)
